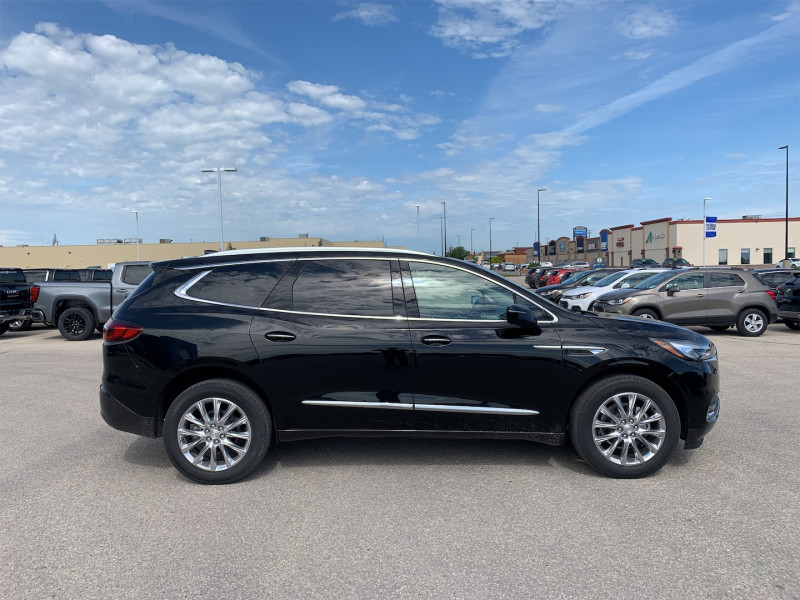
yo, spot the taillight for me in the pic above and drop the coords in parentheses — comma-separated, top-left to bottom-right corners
(30, 285, 39, 303)
(766, 290, 776, 302)
(103, 319, 143, 342)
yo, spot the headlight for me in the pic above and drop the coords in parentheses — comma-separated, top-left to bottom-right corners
(569, 292, 592, 299)
(651, 338, 716, 361)
(603, 297, 632, 305)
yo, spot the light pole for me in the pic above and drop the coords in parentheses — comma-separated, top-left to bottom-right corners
(442, 201, 447, 256)
(703, 197, 710, 267)
(489, 217, 495, 266)
(439, 216, 443, 256)
(201, 167, 237, 251)
(132, 210, 140, 260)
(537, 188, 546, 259)
(415, 205, 420, 251)
(470, 228, 475, 258)
(779, 145, 789, 262)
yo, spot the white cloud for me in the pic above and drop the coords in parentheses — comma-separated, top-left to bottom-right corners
(534, 103, 563, 113)
(615, 7, 676, 40)
(332, 3, 398, 26)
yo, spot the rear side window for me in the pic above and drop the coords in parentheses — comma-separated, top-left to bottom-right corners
(23, 270, 47, 282)
(709, 273, 745, 288)
(186, 262, 291, 308)
(291, 259, 394, 317)
(120, 264, 153, 285)
(53, 270, 81, 281)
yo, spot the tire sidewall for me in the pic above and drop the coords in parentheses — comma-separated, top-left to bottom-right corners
(570, 375, 680, 479)
(163, 379, 272, 484)
(632, 308, 658, 320)
(57, 306, 95, 341)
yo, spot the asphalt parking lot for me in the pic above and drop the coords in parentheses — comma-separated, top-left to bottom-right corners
(1, 325, 799, 599)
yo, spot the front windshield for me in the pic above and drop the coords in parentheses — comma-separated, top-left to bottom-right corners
(585, 270, 616, 285)
(562, 271, 590, 284)
(633, 271, 675, 289)
(594, 271, 627, 286)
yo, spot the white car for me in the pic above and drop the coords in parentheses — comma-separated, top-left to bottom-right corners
(775, 258, 800, 268)
(559, 268, 668, 312)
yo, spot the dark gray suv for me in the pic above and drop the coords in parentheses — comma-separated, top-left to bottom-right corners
(592, 268, 778, 336)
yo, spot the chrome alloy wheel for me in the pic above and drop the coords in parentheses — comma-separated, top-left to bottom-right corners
(742, 312, 764, 334)
(592, 392, 666, 466)
(177, 397, 251, 471)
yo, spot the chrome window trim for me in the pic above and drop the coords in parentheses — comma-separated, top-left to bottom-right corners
(175, 255, 395, 271)
(302, 400, 538, 416)
(258, 307, 406, 321)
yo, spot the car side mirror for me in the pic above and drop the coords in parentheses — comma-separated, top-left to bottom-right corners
(619, 282, 630, 289)
(506, 304, 542, 335)
(667, 286, 680, 296)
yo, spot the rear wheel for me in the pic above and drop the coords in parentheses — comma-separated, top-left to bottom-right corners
(735, 308, 767, 337)
(708, 325, 729, 332)
(0, 323, 8, 336)
(632, 308, 658, 320)
(785, 321, 800, 331)
(569, 375, 680, 478)
(163, 379, 272, 484)
(57, 307, 96, 341)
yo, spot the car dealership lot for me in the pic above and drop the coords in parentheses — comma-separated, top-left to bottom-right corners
(1, 327, 799, 599)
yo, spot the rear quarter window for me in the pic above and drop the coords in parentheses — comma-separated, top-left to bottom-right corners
(185, 262, 292, 308)
(709, 273, 745, 287)
(120, 264, 153, 285)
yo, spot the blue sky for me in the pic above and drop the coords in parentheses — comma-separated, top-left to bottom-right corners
(0, 0, 797, 254)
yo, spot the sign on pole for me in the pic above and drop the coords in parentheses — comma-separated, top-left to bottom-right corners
(705, 216, 717, 238)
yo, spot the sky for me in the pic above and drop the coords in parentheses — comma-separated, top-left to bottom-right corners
(0, 0, 798, 255)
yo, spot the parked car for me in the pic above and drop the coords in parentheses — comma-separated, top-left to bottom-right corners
(0, 267, 33, 336)
(535, 268, 560, 288)
(776, 272, 800, 330)
(535, 268, 623, 304)
(775, 258, 800, 268)
(630, 258, 661, 268)
(662, 258, 692, 268)
(751, 268, 796, 292)
(564, 261, 590, 268)
(100, 247, 719, 484)
(33, 261, 152, 340)
(592, 268, 779, 337)
(502, 262, 516, 271)
(560, 269, 667, 312)
(525, 267, 549, 288)
(544, 268, 578, 286)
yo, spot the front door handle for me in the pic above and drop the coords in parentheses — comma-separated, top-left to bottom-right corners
(421, 335, 451, 346)
(265, 332, 296, 342)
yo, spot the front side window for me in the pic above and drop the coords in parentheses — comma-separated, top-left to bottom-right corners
(709, 273, 744, 288)
(408, 262, 541, 321)
(666, 272, 705, 290)
(292, 259, 394, 317)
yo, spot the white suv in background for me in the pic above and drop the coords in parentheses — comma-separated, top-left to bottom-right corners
(559, 268, 668, 312)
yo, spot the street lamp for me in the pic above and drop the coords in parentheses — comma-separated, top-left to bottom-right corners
(489, 217, 495, 265)
(415, 205, 420, 251)
(537, 188, 546, 258)
(442, 201, 447, 256)
(703, 197, 711, 267)
(470, 228, 475, 258)
(779, 145, 789, 262)
(201, 167, 237, 251)
(132, 210, 140, 260)
(439, 216, 443, 256)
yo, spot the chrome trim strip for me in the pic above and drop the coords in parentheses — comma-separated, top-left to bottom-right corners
(563, 345, 607, 355)
(174, 270, 271, 311)
(258, 307, 406, 320)
(175, 255, 402, 271)
(532, 345, 563, 350)
(414, 404, 539, 416)
(302, 400, 413, 411)
(302, 400, 538, 416)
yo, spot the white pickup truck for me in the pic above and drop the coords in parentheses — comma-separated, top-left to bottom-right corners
(32, 261, 152, 340)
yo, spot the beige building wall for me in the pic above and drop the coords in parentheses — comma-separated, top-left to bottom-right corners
(0, 237, 391, 269)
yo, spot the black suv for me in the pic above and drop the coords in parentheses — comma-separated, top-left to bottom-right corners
(776, 273, 800, 330)
(100, 248, 719, 483)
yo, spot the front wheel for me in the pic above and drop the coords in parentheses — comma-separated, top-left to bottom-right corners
(735, 308, 767, 337)
(569, 375, 680, 478)
(785, 320, 800, 331)
(163, 379, 272, 484)
(632, 308, 659, 320)
(57, 307, 96, 341)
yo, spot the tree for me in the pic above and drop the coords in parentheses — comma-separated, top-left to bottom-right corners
(489, 256, 503, 265)
(446, 246, 469, 260)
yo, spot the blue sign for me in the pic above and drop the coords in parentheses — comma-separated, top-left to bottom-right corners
(600, 230, 608, 252)
(576, 236, 585, 254)
(705, 217, 717, 238)
(573, 226, 588, 239)
(533, 242, 540, 257)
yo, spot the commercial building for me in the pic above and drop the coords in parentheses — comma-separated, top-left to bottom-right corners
(534, 216, 799, 267)
(0, 236, 389, 269)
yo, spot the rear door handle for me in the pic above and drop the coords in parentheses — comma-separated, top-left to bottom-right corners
(265, 332, 296, 342)
(421, 335, 451, 346)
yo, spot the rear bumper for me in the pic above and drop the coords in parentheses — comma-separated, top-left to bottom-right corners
(0, 308, 32, 324)
(778, 310, 800, 324)
(99, 385, 156, 438)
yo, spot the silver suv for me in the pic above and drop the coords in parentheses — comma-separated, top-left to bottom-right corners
(592, 268, 778, 336)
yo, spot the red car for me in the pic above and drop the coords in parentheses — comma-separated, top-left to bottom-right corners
(545, 268, 578, 286)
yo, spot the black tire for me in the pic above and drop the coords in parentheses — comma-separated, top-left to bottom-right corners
(569, 375, 680, 479)
(632, 308, 659, 320)
(0, 322, 8, 336)
(163, 379, 272, 484)
(8, 319, 32, 332)
(708, 325, 729, 332)
(735, 308, 767, 337)
(57, 306, 96, 341)
(785, 321, 800, 331)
